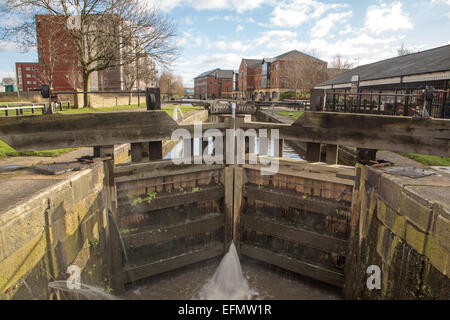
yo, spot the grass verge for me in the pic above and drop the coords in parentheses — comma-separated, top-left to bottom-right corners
(400, 153, 450, 166)
(275, 111, 304, 120)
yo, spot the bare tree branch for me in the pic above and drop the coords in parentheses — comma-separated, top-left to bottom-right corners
(1, 0, 179, 107)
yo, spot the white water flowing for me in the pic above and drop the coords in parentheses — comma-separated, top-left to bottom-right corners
(48, 281, 118, 300)
(195, 242, 258, 300)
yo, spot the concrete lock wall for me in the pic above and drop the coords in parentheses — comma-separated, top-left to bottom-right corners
(345, 164, 450, 299)
(0, 162, 111, 299)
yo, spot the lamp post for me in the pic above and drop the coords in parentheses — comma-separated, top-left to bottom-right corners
(168, 79, 171, 100)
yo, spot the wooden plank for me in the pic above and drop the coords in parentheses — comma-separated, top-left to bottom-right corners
(243, 185, 350, 216)
(179, 122, 228, 133)
(130, 143, 143, 162)
(243, 163, 354, 186)
(306, 142, 321, 162)
(241, 215, 347, 254)
(149, 141, 163, 160)
(233, 166, 244, 252)
(114, 159, 224, 180)
(326, 144, 339, 164)
(122, 214, 224, 250)
(241, 244, 344, 288)
(123, 244, 224, 283)
(118, 185, 224, 215)
(0, 111, 178, 151)
(280, 112, 450, 157)
(241, 122, 290, 130)
(246, 156, 355, 177)
(224, 166, 234, 246)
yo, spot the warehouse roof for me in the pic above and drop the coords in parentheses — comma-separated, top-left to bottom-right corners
(316, 44, 450, 87)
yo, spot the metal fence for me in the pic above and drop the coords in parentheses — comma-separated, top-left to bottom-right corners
(322, 89, 449, 118)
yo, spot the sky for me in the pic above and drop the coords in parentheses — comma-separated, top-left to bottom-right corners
(0, 0, 449, 87)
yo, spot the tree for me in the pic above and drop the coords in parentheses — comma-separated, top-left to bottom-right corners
(123, 55, 157, 105)
(279, 56, 329, 95)
(329, 54, 354, 70)
(1, 77, 16, 86)
(36, 17, 78, 105)
(159, 71, 183, 100)
(1, 0, 178, 108)
(397, 43, 416, 56)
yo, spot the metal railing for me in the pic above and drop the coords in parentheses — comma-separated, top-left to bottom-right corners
(322, 89, 449, 118)
(0, 101, 72, 116)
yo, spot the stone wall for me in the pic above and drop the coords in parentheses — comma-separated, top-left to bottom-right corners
(345, 164, 450, 299)
(0, 162, 112, 299)
(0, 92, 46, 103)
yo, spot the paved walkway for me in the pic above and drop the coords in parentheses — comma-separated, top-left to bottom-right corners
(0, 147, 92, 168)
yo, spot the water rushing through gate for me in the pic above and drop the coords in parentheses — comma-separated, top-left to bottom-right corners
(194, 242, 258, 300)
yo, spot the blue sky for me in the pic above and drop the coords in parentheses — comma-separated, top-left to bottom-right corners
(1, 0, 449, 86)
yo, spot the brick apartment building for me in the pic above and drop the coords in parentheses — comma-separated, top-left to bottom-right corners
(234, 50, 329, 101)
(36, 15, 123, 92)
(15, 62, 41, 91)
(194, 68, 233, 99)
(236, 59, 262, 100)
(34, 15, 156, 95)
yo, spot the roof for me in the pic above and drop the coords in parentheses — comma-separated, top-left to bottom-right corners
(215, 69, 234, 79)
(194, 68, 234, 80)
(316, 44, 450, 87)
(194, 68, 219, 79)
(243, 59, 263, 68)
(273, 50, 326, 63)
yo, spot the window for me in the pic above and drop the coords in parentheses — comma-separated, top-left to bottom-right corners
(27, 81, 31, 84)
(26, 67, 30, 71)
(33, 81, 37, 85)
(26, 74, 31, 78)
(32, 74, 36, 78)
(32, 67, 35, 71)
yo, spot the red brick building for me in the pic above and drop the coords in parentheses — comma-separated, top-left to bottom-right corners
(234, 51, 329, 100)
(15, 62, 41, 92)
(194, 68, 233, 99)
(36, 15, 82, 91)
(237, 59, 262, 99)
(35, 15, 135, 93)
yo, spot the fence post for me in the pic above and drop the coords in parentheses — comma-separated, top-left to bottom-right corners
(325, 144, 339, 164)
(146, 87, 163, 160)
(404, 89, 409, 116)
(441, 82, 448, 119)
(306, 142, 321, 162)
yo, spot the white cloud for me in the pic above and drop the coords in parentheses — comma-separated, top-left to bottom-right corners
(207, 15, 220, 22)
(254, 30, 298, 46)
(148, 0, 267, 13)
(184, 16, 194, 25)
(364, 1, 413, 35)
(0, 71, 15, 80)
(311, 11, 352, 38)
(236, 24, 244, 32)
(270, 0, 348, 27)
(213, 40, 250, 51)
(0, 41, 17, 52)
(431, 0, 450, 5)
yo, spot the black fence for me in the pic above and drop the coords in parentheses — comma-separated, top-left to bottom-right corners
(322, 90, 449, 119)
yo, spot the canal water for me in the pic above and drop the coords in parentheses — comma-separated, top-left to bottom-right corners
(121, 255, 341, 300)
